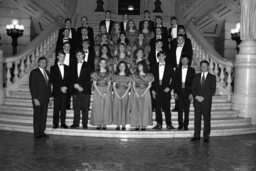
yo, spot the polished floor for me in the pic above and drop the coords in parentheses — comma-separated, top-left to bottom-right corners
(0, 131, 255, 171)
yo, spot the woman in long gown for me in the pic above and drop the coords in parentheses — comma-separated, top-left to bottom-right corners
(141, 20, 154, 44)
(130, 61, 154, 130)
(126, 19, 139, 47)
(91, 58, 112, 130)
(112, 61, 132, 130)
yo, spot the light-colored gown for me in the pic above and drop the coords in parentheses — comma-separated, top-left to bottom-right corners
(90, 71, 112, 126)
(112, 74, 133, 126)
(130, 73, 154, 127)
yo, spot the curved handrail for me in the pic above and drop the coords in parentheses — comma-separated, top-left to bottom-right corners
(4, 23, 58, 63)
(188, 24, 233, 67)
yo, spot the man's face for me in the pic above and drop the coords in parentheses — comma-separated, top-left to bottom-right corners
(144, 12, 150, 19)
(63, 43, 70, 52)
(156, 28, 162, 36)
(158, 54, 166, 63)
(123, 14, 128, 21)
(76, 52, 84, 62)
(63, 29, 70, 37)
(82, 42, 89, 49)
(105, 12, 111, 19)
(177, 36, 185, 45)
(200, 63, 209, 73)
(65, 20, 71, 28)
(81, 28, 88, 36)
(181, 57, 189, 66)
(38, 59, 47, 69)
(171, 19, 177, 26)
(156, 41, 163, 50)
(81, 17, 87, 26)
(178, 29, 185, 35)
(57, 53, 65, 64)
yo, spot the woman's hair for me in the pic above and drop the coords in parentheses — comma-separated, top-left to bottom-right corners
(127, 19, 137, 31)
(117, 43, 127, 56)
(133, 47, 144, 60)
(96, 57, 109, 72)
(136, 60, 149, 74)
(99, 44, 112, 58)
(115, 61, 131, 76)
(117, 32, 129, 44)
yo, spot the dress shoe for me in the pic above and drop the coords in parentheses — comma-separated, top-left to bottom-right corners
(141, 127, 146, 131)
(135, 127, 139, 131)
(172, 108, 178, 112)
(70, 124, 79, 129)
(53, 124, 59, 129)
(177, 126, 183, 130)
(96, 126, 101, 130)
(61, 124, 69, 129)
(204, 139, 209, 144)
(184, 127, 188, 131)
(102, 126, 107, 130)
(167, 125, 175, 130)
(116, 126, 120, 130)
(122, 126, 126, 130)
(190, 137, 200, 142)
(41, 133, 49, 138)
(153, 124, 162, 129)
(83, 125, 88, 129)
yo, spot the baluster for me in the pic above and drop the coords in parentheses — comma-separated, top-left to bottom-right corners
(47, 37, 50, 51)
(214, 62, 219, 81)
(40, 44, 44, 56)
(35, 47, 40, 61)
(31, 52, 36, 68)
(50, 34, 54, 47)
(13, 61, 20, 83)
(25, 55, 31, 73)
(19, 58, 25, 77)
(198, 47, 202, 61)
(201, 50, 205, 60)
(219, 64, 225, 86)
(43, 40, 47, 55)
(6, 62, 12, 87)
(226, 66, 233, 93)
(209, 59, 214, 74)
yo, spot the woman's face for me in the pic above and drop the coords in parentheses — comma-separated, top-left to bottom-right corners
(119, 44, 125, 52)
(119, 63, 126, 72)
(138, 34, 144, 40)
(128, 21, 134, 28)
(101, 35, 108, 42)
(99, 59, 107, 69)
(138, 64, 143, 71)
(143, 21, 149, 28)
(101, 46, 108, 54)
(100, 25, 106, 33)
(136, 50, 144, 58)
(120, 34, 126, 41)
(81, 28, 88, 36)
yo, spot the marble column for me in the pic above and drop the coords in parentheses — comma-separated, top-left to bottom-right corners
(0, 49, 5, 104)
(232, 0, 256, 124)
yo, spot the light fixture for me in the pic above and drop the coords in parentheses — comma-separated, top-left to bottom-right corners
(128, 5, 134, 11)
(6, 19, 24, 55)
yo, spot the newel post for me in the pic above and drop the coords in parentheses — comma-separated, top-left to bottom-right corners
(0, 49, 5, 104)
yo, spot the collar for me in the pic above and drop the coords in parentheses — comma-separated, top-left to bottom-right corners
(178, 43, 184, 47)
(182, 65, 188, 69)
(159, 62, 166, 66)
(58, 62, 64, 66)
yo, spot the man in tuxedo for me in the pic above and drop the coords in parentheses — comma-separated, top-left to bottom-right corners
(70, 50, 93, 129)
(58, 18, 76, 42)
(50, 50, 70, 129)
(168, 16, 179, 48)
(191, 60, 216, 143)
(170, 34, 193, 112)
(149, 27, 169, 51)
(82, 39, 95, 71)
(139, 10, 155, 32)
(171, 26, 192, 54)
(76, 16, 94, 44)
(151, 51, 175, 130)
(56, 28, 76, 55)
(29, 56, 51, 139)
(174, 55, 195, 130)
(76, 27, 95, 48)
(119, 14, 129, 32)
(154, 15, 168, 38)
(99, 10, 115, 34)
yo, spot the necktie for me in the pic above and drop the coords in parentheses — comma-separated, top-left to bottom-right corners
(201, 73, 205, 86)
(42, 69, 48, 85)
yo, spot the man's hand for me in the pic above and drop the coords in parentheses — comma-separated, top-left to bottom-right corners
(164, 87, 170, 93)
(78, 86, 84, 92)
(74, 84, 79, 89)
(195, 96, 204, 102)
(61, 86, 67, 93)
(152, 90, 157, 99)
(33, 99, 40, 106)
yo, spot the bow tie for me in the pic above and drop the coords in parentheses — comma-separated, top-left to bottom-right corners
(182, 66, 188, 69)
(178, 45, 183, 47)
(84, 51, 88, 53)
(78, 62, 83, 64)
(59, 64, 64, 66)
(156, 37, 162, 39)
(159, 63, 165, 66)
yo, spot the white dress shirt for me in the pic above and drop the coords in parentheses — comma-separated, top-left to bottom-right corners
(39, 67, 48, 82)
(201, 72, 208, 82)
(155, 49, 162, 63)
(64, 52, 70, 66)
(83, 49, 89, 62)
(123, 22, 127, 31)
(58, 63, 64, 79)
(176, 44, 184, 65)
(106, 20, 110, 33)
(182, 66, 188, 83)
(159, 62, 165, 81)
(69, 29, 72, 39)
(77, 61, 83, 77)
(171, 25, 177, 39)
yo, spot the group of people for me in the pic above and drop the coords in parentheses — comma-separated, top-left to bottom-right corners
(29, 10, 216, 143)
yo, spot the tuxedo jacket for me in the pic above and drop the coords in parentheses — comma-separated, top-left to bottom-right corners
(58, 27, 77, 40)
(170, 38, 193, 67)
(119, 21, 128, 32)
(50, 64, 71, 97)
(29, 68, 51, 103)
(148, 49, 172, 68)
(82, 47, 95, 71)
(155, 26, 168, 38)
(76, 34, 95, 49)
(99, 20, 115, 33)
(55, 36, 76, 54)
(174, 67, 195, 96)
(139, 20, 155, 32)
(149, 37, 169, 52)
(70, 62, 93, 95)
(54, 50, 76, 67)
(151, 63, 175, 94)
(191, 73, 216, 103)
(168, 25, 183, 40)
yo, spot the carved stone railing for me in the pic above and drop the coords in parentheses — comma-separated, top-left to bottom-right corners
(176, 0, 234, 101)
(3, 23, 59, 95)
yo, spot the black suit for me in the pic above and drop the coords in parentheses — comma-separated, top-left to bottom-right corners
(149, 37, 169, 52)
(170, 39, 193, 67)
(119, 21, 128, 32)
(174, 66, 195, 128)
(71, 62, 93, 127)
(148, 49, 172, 69)
(50, 64, 70, 126)
(139, 19, 155, 32)
(151, 63, 175, 126)
(99, 20, 115, 34)
(58, 27, 76, 40)
(77, 26, 94, 41)
(83, 48, 95, 71)
(192, 72, 216, 140)
(29, 68, 51, 137)
(76, 26, 95, 48)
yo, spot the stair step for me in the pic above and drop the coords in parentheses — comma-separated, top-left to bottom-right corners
(0, 120, 255, 138)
